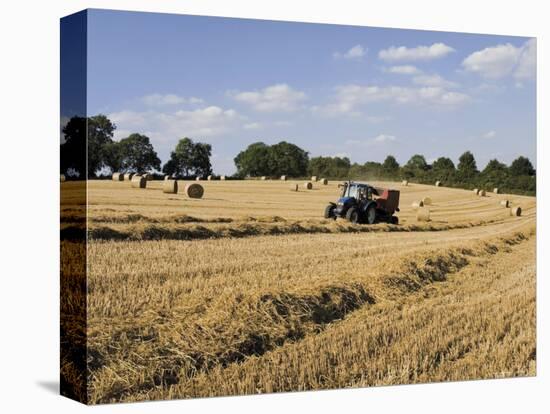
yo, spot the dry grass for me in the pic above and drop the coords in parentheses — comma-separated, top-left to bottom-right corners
(59, 179, 536, 404)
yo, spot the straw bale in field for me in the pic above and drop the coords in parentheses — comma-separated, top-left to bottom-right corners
(320, 178, 328, 185)
(411, 200, 424, 209)
(185, 183, 204, 198)
(131, 175, 146, 189)
(402, 180, 408, 186)
(435, 181, 441, 187)
(493, 188, 499, 194)
(220, 175, 226, 180)
(478, 189, 486, 197)
(304, 182, 313, 190)
(416, 208, 430, 222)
(112, 172, 123, 181)
(162, 179, 178, 194)
(311, 176, 317, 182)
(422, 196, 432, 205)
(124, 173, 134, 181)
(207, 175, 213, 180)
(290, 184, 298, 191)
(280, 175, 287, 181)
(510, 206, 522, 217)
(473, 188, 479, 195)
(500, 200, 510, 208)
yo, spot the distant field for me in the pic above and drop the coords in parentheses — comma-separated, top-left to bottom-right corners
(61, 179, 536, 403)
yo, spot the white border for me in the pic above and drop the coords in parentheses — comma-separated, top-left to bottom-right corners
(0, 1, 546, 413)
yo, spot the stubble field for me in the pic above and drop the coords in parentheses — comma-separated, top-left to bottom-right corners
(61, 178, 536, 403)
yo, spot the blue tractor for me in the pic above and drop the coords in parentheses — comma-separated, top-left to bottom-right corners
(324, 181, 400, 224)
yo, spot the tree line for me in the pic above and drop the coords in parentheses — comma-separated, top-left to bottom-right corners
(234, 143, 535, 196)
(60, 114, 536, 196)
(60, 115, 212, 179)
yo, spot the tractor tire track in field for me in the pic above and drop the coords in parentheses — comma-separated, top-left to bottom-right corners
(61, 213, 534, 242)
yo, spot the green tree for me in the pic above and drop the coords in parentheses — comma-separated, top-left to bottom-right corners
(268, 141, 309, 177)
(509, 156, 535, 176)
(191, 142, 213, 177)
(234, 142, 272, 177)
(480, 158, 508, 189)
(60, 116, 86, 177)
(234, 141, 308, 177)
(163, 137, 212, 177)
(405, 154, 429, 171)
(382, 155, 400, 176)
(402, 154, 428, 179)
(117, 133, 161, 173)
(308, 156, 351, 178)
(457, 151, 478, 180)
(432, 157, 456, 182)
(87, 114, 116, 177)
(432, 157, 455, 171)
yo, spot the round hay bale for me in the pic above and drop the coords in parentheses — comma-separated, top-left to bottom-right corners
(304, 182, 313, 190)
(416, 208, 431, 222)
(60, 174, 66, 182)
(401, 180, 408, 186)
(435, 181, 441, 187)
(142, 173, 153, 181)
(207, 175, 213, 181)
(478, 189, 486, 197)
(196, 176, 202, 181)
(124, 172, 134, 181)
(510, 206, 522, 217)
(500, 200, 510, 208)
(411, 200, 424, 209)
(112, 172, 123, 181)
(280, 175, 287, 181)
(473, 188, 479, 195)
(131, 175, 146, 189)
(164, 175, 171, 181)
(220, 175, 226, 180)
(493, 187, 500, 194)
(320, 178, 328, 185)
(185, 183, 204, 199)
(290, 184, 298, 191)
(422, 196, 432, 205)
(311, 176, 318, 182)
(261, 176, 267, 180)
(162, 179, 178, 194)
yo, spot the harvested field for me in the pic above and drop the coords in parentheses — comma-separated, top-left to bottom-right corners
(61, 179, 536, 403)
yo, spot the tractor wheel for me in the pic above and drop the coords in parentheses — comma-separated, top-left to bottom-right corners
(365, 205, 377, 224)
(324, 205, 336, 219)
(390, 215, 399, 225)
(346, 207, 360, 224)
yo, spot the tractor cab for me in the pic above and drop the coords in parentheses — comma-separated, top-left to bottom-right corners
(325, 181, 400, 225)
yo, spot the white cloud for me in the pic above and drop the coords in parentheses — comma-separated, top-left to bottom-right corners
(315, 83, 469, 116)
(230, 83, 306, 112)
(461, 39, 535, 79)
(373, 134, 396, 143)
(333, 44, 366, 60)
(387, 65, 421, 74)
(345, 134, 397, 147)
(483, 130, 496, 139)
(140, 93, 203, 106)
(109, 105, 242, 143)
(243, 122, 262, 130)
(514, 39, 536, 79)
(413, 74, 458, 88)
(379, 43, 455, 62)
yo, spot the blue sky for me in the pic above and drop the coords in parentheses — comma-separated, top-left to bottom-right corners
(86, 9, 536, 175)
